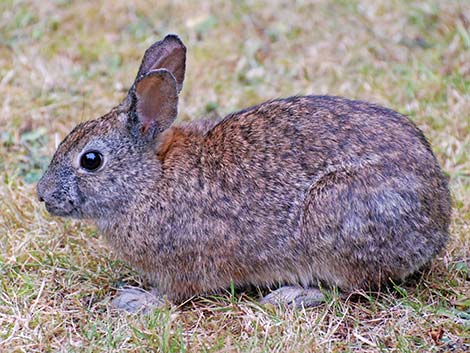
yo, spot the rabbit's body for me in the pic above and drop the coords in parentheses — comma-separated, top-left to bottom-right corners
(96, 95, 449, 302)
(38, 35, 451, 310)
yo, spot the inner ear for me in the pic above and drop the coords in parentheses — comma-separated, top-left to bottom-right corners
(132, 69, 178, 139)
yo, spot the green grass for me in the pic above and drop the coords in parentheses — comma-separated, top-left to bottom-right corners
(1, 0, 469, 351)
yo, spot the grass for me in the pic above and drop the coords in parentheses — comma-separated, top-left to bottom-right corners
(0, 0, 469, 351)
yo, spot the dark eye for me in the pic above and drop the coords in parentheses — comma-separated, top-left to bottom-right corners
(80, 151, 103, 171)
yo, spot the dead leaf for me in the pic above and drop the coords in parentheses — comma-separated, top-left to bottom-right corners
(428, 327, 444, 345)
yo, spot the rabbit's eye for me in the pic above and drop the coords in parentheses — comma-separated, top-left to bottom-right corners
(80, 151, 103, 171)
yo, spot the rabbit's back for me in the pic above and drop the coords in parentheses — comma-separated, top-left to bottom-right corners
(205, 95, 438, 179)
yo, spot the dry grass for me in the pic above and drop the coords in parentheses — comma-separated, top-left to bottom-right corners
(0, 0, 469, 351)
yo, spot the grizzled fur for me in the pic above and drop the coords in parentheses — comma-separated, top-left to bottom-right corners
(38, 35, 451, 305)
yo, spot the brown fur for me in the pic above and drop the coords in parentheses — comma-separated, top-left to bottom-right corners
(37, 35, 451, 305)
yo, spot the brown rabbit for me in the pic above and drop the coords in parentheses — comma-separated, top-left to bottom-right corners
(37, 35, 451, 313)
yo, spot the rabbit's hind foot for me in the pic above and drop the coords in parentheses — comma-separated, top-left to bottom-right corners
(111, 286, 166, 314)
(259, 286, 325, 308)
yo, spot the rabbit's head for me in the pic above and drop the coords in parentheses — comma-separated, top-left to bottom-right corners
(37, 35, 186, 219)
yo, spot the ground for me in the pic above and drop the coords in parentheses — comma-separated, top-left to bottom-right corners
(0, 0, 469, 352)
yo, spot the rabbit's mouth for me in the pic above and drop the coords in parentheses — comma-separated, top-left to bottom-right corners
(38, 180, 83, 218)
(43, 199, 81, 218)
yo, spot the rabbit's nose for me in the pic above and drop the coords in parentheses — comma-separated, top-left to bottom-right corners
(37, 180, 47, 202)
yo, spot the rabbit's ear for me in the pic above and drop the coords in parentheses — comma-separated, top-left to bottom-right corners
(129, 69, 178, 139)
(134, 34, 186, 93)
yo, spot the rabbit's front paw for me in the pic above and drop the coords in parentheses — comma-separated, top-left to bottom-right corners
(111, 286, 166, 314)
(260, 286, 325, 308)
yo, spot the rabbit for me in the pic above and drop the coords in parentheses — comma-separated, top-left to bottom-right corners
(37, 34, 451, 313)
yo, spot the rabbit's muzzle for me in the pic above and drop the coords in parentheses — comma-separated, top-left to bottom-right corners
(37, 187, 77, 217)
(37, 169, 81, 217)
